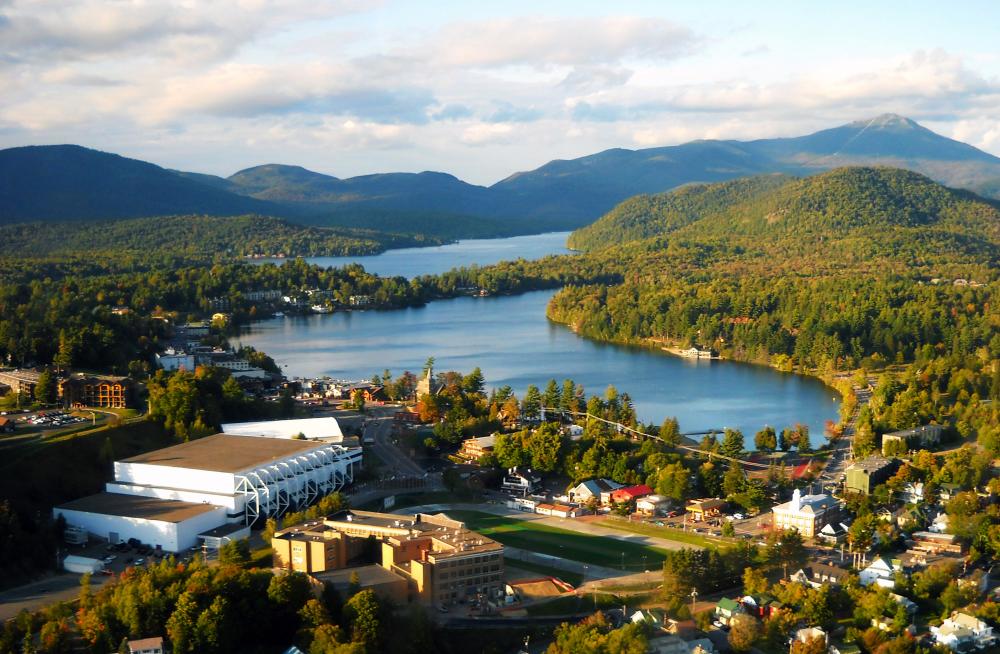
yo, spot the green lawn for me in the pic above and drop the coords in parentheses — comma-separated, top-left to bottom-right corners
(445, 510, 668, 571)
(524, 592, 621, 617)
(597, 518, 732, 548)
(505, 560, 584, 586)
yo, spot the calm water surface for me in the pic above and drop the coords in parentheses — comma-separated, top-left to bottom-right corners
(239, 290, 838, 445)
(253, 231, 574, 278)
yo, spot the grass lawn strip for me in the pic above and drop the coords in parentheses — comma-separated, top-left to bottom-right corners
(445, 510, 668, 571)
(596, 518, 732, 548)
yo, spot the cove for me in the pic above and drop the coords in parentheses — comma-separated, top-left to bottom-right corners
(238, 290, 838, 447)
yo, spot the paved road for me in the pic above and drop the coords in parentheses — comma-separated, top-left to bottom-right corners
(363, 409, 425, 477)
(0, 571, 111, 622)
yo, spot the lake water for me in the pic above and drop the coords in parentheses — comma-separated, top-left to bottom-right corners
(252, 231, 574, 278)
(238, 289, 838, 446)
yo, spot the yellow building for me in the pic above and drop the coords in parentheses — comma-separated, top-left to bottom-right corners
(771, 489, 838, 538)
(272, 510, 504, 607)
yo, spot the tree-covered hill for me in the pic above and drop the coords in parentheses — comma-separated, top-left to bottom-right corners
(569, 167, 1000, 254)
(0, 214, 442, 259)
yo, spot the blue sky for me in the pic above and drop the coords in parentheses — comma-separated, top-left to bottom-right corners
(1, 0, 998, 184)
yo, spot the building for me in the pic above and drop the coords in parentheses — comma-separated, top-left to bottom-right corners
(501, 467, 541, 495)
(818, 522, 849, 545)
(844, 456, 900, 495)
(55, 433, 361, 551)
(791, 562, 852, 588)
(459, 434, 496, 461)
(273, 510, 504, 607)
(795, 627, 828, 647)
(859, 557, 903, 589)
(637, 495, 671, 515)
(155, 349, 195, 371)
(535, 502, 582, 518)
(54, 493, 228, 552)
(222, 417, 345, 442)
(567, 478, 623, 505)
(415, 367, 441, 399)
(127, 637, 164, 654)
(610, 484, 653, 505)
(313, 564, 409, 604)
(881, 424, 943, 455)
(0, 368, 41, 396)
(771, 490, 838, 538)
(686, 498, 726, 521)
(911, 531, 964, 554)
(60, 374, 132, 408)
(714, 598, 744, 626)
(931, 612, 997, 652)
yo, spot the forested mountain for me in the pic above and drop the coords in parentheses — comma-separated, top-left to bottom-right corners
(4, 115, 1000, 237)
(569, 167, 1000, 252)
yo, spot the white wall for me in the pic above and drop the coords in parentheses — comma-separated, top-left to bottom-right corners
(53, 505, 227, 552)
(115, 462, 235, 496)
(105, 482, 239, 512)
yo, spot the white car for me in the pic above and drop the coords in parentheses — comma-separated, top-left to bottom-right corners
(733, 513, 745, 520)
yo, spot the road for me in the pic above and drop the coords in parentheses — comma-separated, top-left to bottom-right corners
(363, 408, 425, 477)
(818, 381, 870, 483)
(0, 570, 111, 622)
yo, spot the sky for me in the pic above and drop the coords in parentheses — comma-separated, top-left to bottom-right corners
(2, 0, 1000, 185)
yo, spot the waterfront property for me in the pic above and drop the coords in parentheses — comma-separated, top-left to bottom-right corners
(272, 510, 504, 606)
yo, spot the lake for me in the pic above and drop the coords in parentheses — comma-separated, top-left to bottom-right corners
(238, 289, 838, 446)
(251, 231, 574, 279)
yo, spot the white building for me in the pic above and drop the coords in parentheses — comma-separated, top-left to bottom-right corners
(155, 349, 195, 371)
(222, 417, 344, 442)
(501, 467, 541, 495)
(568, 478, 623, 505)
(55, 433, 361, 551)
(859, 556, 903, 589)
(932, 612, 997, 651)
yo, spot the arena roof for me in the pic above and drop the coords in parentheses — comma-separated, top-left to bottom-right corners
(119, 433, 325, 473)
(57, 492, 220, 523)
(221, 416, 343, 440)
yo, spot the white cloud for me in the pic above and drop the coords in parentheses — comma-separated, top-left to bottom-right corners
(461, 123, 514, 146)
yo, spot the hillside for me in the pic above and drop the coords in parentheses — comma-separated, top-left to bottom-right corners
(569, 167, 1000, 263)
(0, 145, 275, 223)
(0, 214, 442, 259)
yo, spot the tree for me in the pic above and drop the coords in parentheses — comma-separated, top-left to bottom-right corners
(720, 429, 744, 459)
(659, 417, 681, 447)
(34, 369, 57, 405)
(542, 379, 561, 413)
(526, 423, 563, 472)
(463, 367, 485, 395)
(754, 426, 777, 452)
(344, 590, 382, 653)
(790, 635, 828, 654)
(743, 566, 769, 596)
(727, 614, 760, 652)
(723, 461, 746, 497)
(722, 521, 735, 537)
(218, 538, 250, 566)
(522, 385, 542, 421)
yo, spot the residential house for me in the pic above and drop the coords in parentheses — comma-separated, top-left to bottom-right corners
(931, 612, 997, 652)
(610, 484, 653, 506)
(564, 424, 584, 440)
(771, 489, 839, 538)
(795, 627, 828, 647)
(501, 467, 541, 495)
(791, 562, 852, 588)
(568, 478, 624, 506)
(938, 483, 961, 502)
(901, 482, 925, 504)
(459, 434, 496, 462)
(818, 521, 849, 545)
(845, 456, 900, 495)
(348, 384, 383, 403)
(740, 595, 785, 619)
(535, 503, 582, 519)
(930, 511, 950, 534)
(714, 598, 744, 626)
(686, 498, 726, 521)
(889, 593, 918, 615)
(637, 494, 671, 515)
(127, 637, 164, 654)
(859, 557, 903, 589)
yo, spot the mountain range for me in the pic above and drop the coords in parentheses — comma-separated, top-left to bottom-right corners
(3, 114, 1000, 237)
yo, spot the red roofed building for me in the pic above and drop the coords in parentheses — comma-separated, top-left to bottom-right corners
(791, 460, 816, 480)
(611, 484, 653, 504)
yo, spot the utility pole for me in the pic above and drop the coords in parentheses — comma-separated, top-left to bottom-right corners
(690, 588, 698, 616)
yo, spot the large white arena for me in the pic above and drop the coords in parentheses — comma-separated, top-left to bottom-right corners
(54, 428, 362, 552)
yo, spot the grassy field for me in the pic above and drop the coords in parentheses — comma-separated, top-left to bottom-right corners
(524, 592, 622, 616)
(596, 518, 732, 548)
(445, 510, 669, 571)
(505, 560, 584, 586)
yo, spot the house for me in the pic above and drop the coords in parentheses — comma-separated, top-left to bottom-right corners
(348, 384, 383, 403)
(610, 484, 653, 505)
(630, 608, 668, 628)
(844, 456, 900, 495)
(127, 637, 164, 654)
(535, 503, 582, 519)
(564, 424, 584, 440)
(901, 482, 925, 504)
(791, 562, 852, 588)
(501, 467, 541, 495)
(740, 595, 785, 619)
(795, 627, 828, 647)
(818, 521, 849, 545)
(568, 478, 623, 505)
(771, 489, 838, 538)
(459, 434, 496, 461)
(714, 597, 744, 626)
(912, 531, 964, 554)
(686, 498, 726, 521)
(889, 593, 918, 615)
(859, 557, 903, 589)
(931, 612, 997, 651)
(896, 505, 927, 530)
(938, 483, 961, 502)
(930, 511, 950, 533)
(636, 494, 671, 515)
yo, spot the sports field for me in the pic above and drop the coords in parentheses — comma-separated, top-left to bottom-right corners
(445, 510, 668, 571)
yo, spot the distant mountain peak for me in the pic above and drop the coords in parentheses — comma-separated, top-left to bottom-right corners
(854, 113, 919, 129)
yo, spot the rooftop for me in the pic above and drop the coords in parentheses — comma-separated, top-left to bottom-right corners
(58, 492, 219, 523)
(884, 424, 943, 438)
(312, 564, 407, 588)
(846, 455, 896, 473)
(119, 433, 325, 473)
(221, 417, 344, 440)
